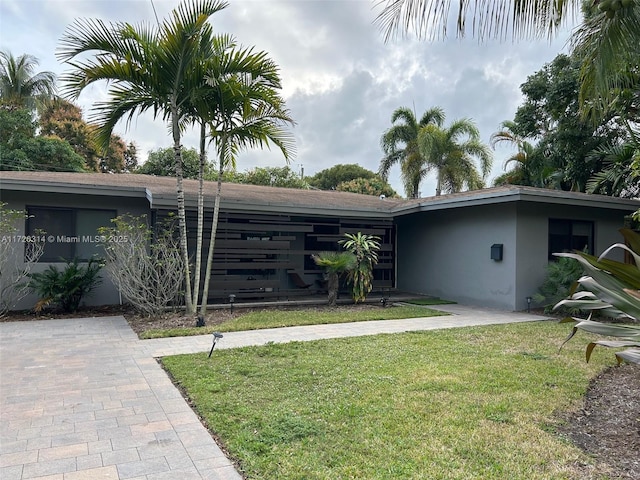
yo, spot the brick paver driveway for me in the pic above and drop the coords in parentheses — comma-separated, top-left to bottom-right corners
(0, 316, 241, 480)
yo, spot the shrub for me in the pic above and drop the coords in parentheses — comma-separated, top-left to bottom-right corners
(0, 203, 45, 316)
(28, 257, 103, 313)
(98, 214, 184, 316)
(533, 254, 584, 313)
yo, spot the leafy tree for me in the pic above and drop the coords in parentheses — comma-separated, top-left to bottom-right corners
(38, 97, 129, 172)
(1, 136, 87, 172)
(137, 147, 208, 179)
(339, 232, 381, 303)
(233, 165, 307, 188)
(0, 101, 94, 172)
(311, 251, 356, 307)
(380, 107, 445, 197)
(0, 107, 86, 171)
(58, 0, 230, 315)
(123, 142, 138, 172)
(417, 116, 492, 196)
(39, 97, 96, 167)
(0, 51, 56, 111)
(0, 105, 35, 146)
(510, 54, 623, 191)
(308, 164, 378, 190)
(336, 177, 398, 197)
(97, 132, 127, 173)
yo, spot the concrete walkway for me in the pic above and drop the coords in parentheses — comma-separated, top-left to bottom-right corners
(1, 305, 550, 480)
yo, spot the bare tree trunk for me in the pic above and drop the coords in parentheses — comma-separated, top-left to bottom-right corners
(199, 141, 225, 317)
(172, 105, 194, 314)
(435, 168, 442, 196)
(327, 272, 339, 307)
(191, 121, 207, 311)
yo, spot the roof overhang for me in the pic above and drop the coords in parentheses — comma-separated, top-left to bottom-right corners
(1, 177, 153, 202)
(391, 186, 639, 216)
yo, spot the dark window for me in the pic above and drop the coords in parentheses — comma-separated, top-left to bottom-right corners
(26, 207, 116, 262)
(548, 219, 593, 260)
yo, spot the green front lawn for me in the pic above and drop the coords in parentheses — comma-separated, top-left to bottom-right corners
(163, 321, 609, 479)
(140, 304, 445, 339)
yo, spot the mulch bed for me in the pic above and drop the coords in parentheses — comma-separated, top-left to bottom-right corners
(2, 304, 638, 478)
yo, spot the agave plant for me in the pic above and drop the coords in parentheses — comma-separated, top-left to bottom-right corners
(554, 228, 640, 364)
(339, 232, 381, 303)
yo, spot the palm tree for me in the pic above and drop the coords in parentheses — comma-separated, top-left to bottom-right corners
(57, 0, 229, 315)
(0, 51, 56, 110)
(586, 129, 640, 198)
(571, 2, 640, 122)
(374, 0, 575, 41)
(312, 251, 356, 307)
(374, 1, 639, 122)
(380, 106, 444, 197)
(197, 41, 295, 317)
(490, 120, 543, 187)
(417, 116, 492, 196)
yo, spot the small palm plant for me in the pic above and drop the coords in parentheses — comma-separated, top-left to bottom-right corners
(555, 228, 640, 365)
(339, 233, 381, 303)
(28, 257, 103, 313)
(311, 251, 356, 307)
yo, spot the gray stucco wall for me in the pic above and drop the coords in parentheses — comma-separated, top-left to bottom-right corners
(2, 191, 150, 311)
(515, 202, 631, 311)
(397, 199, 635, 312)
(396, 203, 519, 310)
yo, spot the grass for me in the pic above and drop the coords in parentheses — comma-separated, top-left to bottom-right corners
(162, 320, 611, 479)
(140, 304, 445, 339)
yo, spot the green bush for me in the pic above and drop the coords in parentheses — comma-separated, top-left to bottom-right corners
(28, 257, 103, 313)
(534, 255, 584, 313)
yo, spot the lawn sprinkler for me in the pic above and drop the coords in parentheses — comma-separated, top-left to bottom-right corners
(380, 288, 389, 307)
(208, 332, 224, 358)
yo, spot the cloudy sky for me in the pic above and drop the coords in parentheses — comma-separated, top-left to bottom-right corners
(1, 0, 578, 197)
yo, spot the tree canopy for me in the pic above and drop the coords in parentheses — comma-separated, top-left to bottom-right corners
(308, 163, 379, 190)
(0, 106, 86, 172)
(494, 52, 632, 192)
(136, 147, 207, 179)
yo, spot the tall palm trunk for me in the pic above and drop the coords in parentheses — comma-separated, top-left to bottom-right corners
(199, 134, 226, 317)
(172, 104, 194, 314)
(191, 121, 207, 311)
